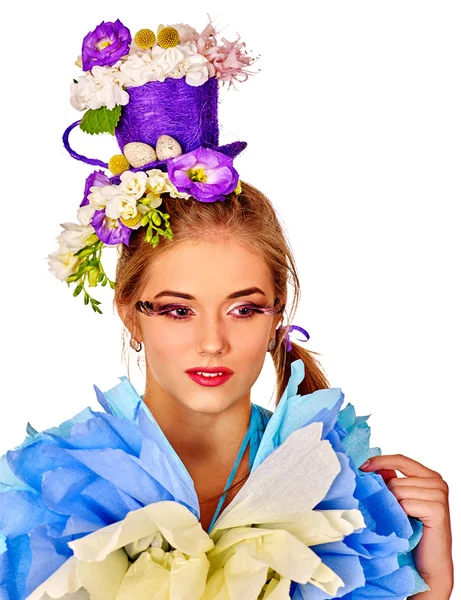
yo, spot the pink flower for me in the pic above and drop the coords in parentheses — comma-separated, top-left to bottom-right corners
(194, 21, 258, 87)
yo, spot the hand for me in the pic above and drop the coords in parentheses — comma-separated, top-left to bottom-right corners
(360, 454, 453, 597)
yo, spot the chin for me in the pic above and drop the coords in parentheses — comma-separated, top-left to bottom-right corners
(178, 391, 241, 415)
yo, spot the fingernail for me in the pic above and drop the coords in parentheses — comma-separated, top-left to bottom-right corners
(360, 460, 371, 469)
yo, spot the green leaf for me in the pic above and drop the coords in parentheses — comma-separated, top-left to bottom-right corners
(84, 292, 90, 306)
(101, 278, 108, 287)
(92, 304, 103, 314)
(109, 280, 115, 290)
(80, 105, 122, 136)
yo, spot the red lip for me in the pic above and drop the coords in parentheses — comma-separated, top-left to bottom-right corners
(186, 366, 234, 374)
(186, 366, 234, 387)
(187, 371, 233, 387)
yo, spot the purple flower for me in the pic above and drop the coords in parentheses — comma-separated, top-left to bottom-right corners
(82, 20, 131, 72)
(80, 170, 111, 207)
(167, 147, 239, 202)
(91, 210, 131, 246)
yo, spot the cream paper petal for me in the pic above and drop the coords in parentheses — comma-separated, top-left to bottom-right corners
(169, 551, 210, 599)
(26, 557, 81, 600)
(114, 547, 209, 600)
(259, 507, 365, 546)
(210, 423, 341, 535)
(261, 576, 292, 600)
(115, 551, 170, 600)
(76, 548, 128, 600)
(310, 560, 347, 596)
(201, 569, 231, 600)
(41, 591, 89, 600)
(68, 501, 213, 562)
(124, 530, 166, 559)
(26, 549, 128, 600)
(205, 525, 344, 599)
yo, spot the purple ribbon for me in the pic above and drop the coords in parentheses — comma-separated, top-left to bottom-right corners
(62, 120, 109, 168)
(277, 324, 310, 352)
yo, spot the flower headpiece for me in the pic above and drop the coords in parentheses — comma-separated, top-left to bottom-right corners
(48, 19, 258, 312)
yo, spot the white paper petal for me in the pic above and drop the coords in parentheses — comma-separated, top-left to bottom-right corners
(210, 423, 341, 534)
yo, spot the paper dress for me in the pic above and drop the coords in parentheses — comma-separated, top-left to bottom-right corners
(0, 359, 430, 599)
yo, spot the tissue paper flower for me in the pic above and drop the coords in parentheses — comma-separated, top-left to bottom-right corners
(27, 501, 213, 600)
(0, 360, 429, 600)
(203, 422, 365, 598)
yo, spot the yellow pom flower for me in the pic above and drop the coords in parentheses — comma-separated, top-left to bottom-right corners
(120, 213, 143, 228)
(157, 26, 180, 49)
(108, 154, 130, 175)
(134, 28, 156, 49)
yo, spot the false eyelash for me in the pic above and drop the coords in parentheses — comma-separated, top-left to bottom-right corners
(135, 300, 283, 320)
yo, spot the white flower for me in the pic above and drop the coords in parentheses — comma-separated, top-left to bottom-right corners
(118, 51, 158, 87)
(169, 23, 200, 43)
(145, 169, 174, 194)
(152, 46, 186, 82)
(57, 223, 95, 252)
(88, 185, 118, 211)
(70, 62, 129, 111)
(70, 76, 96, 111)
(118, 171, 148, 199)
(128, 203, 150, 229)
(77, 205, 96, 226)
(105, 193, 138, 220)
(47, 241, 79, 282)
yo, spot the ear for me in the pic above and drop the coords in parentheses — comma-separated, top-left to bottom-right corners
(116, 302, 143, 343)
(270, 295, 286, 339)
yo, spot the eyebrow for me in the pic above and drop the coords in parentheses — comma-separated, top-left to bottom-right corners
(152, 287, 267, 301)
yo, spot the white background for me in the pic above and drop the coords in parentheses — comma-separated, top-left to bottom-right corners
(0, 0, 459, 589)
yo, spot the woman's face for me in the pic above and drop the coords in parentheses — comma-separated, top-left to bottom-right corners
(130, 240, 283, 414)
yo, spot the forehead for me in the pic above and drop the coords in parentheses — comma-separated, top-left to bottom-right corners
(143, 241, 272, 299)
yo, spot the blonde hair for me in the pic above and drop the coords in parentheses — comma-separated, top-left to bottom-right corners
(114, 180, 330, 405)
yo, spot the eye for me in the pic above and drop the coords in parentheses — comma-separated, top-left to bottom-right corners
(231, 305, 263, 319)
(135, 301, 272, 321)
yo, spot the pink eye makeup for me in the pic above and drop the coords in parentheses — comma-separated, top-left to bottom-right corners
(135, 297, 285, 321)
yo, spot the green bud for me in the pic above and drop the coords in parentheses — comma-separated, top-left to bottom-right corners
(88, 266, 100, 287)
(76, 247, 94, 259)
(141, 214, 150, 227)
(85, 234, 99, 246)
(152, 212, 161, 226)
(145, 224, 153, 243)
(67, 272, 81, 283)
(73, 284, 83, 297)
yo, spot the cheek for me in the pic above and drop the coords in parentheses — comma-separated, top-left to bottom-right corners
(142, 320, 190, 360)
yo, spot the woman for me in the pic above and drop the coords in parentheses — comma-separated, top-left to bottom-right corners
(114, 181, 454, 598)
(0, 17, 454, 600)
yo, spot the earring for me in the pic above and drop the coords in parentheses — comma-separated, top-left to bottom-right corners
(129, 337, 142, 352)
(267, 338, 276, 352)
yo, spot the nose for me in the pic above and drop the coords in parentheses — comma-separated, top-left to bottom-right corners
(197, 314, 229, 357)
